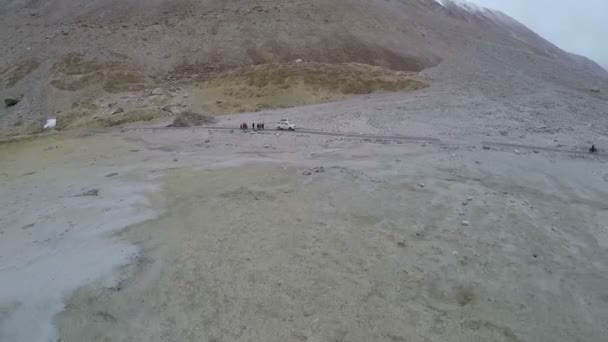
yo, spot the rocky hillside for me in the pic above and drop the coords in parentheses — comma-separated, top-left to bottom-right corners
(1, 0, 606, 133)
(434, 0, 607, 77)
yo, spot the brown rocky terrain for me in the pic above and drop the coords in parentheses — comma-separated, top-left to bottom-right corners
(2, 1, 608, 342)
(1, 0, 606, 135)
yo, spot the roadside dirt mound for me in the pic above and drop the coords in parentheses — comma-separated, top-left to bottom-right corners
(51, 62, 426, 130)
(192, 63, 428, 114)
(171, 111, 217, 127)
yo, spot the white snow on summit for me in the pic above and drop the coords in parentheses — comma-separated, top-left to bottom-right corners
(433, 0, 487, 14)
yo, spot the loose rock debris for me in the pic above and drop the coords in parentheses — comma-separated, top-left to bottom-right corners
(73, 189, 100, 197)
(302, 166, 325, 175)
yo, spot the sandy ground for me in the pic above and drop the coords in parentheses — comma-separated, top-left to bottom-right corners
(0, 133, 160, 341)
(1, 111, 608, 341)
(2, 0, 608, 340)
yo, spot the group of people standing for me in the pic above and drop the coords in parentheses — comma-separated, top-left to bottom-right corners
(240, 122, 265, 130)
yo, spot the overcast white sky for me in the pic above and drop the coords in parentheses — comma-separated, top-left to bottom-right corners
(469, 0, 608, 68)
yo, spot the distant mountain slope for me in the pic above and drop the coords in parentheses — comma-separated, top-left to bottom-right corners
(2, 0, 605, 74)
(567, 53, 608, 78)
(1, 0, 606, 131)
(434, 0, 607, 77)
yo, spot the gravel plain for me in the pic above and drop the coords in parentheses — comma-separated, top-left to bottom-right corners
(1, 0, 608, 341)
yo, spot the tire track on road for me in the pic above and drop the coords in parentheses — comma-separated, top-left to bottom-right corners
(121, 125, 606, 158)
(482, 141, 607, 157)
(130, 125, 441, 143)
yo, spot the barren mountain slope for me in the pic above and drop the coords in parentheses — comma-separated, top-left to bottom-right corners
(3, 2, 608, 342)
(1, 0, 606, 132)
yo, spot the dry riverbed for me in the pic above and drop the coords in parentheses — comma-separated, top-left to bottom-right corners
(1, 127, 608, 342)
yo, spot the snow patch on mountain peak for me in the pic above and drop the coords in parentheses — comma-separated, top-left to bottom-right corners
(434, 0, 486, 14)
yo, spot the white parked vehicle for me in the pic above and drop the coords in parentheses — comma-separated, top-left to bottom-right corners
(276, 119, 296, 131)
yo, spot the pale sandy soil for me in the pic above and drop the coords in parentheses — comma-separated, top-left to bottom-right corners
(2, 1, 608, 340)
(1, 118, 607, 341)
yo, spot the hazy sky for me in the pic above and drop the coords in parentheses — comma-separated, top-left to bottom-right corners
(469, 0, 608, 68)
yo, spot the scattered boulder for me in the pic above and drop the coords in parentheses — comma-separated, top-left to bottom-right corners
(74, 189, 99, 197)
(461, 220, 470, 227)
(294, 58, 303, 63)
(499, 131, 508, 136)
(150, 88, 163, 96)
(303, 167, 325, 175)
(418, 183, 425, 188)
(111, 107, 124, 115)
(482, 146, 491, 150)
(22, 223, 35, 230)
(104, 172, 119, 178)
(162, 105, 181, 115)
(5, 97, 21, 107)
(590, 88, 600, 93)
(589, 145, 597, 153)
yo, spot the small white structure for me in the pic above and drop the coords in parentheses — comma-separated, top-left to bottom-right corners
(43, 118, 57, 129)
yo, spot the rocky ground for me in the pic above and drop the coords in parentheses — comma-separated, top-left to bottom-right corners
(2, 0, 608, 341)
(2, 83, 608, 341)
